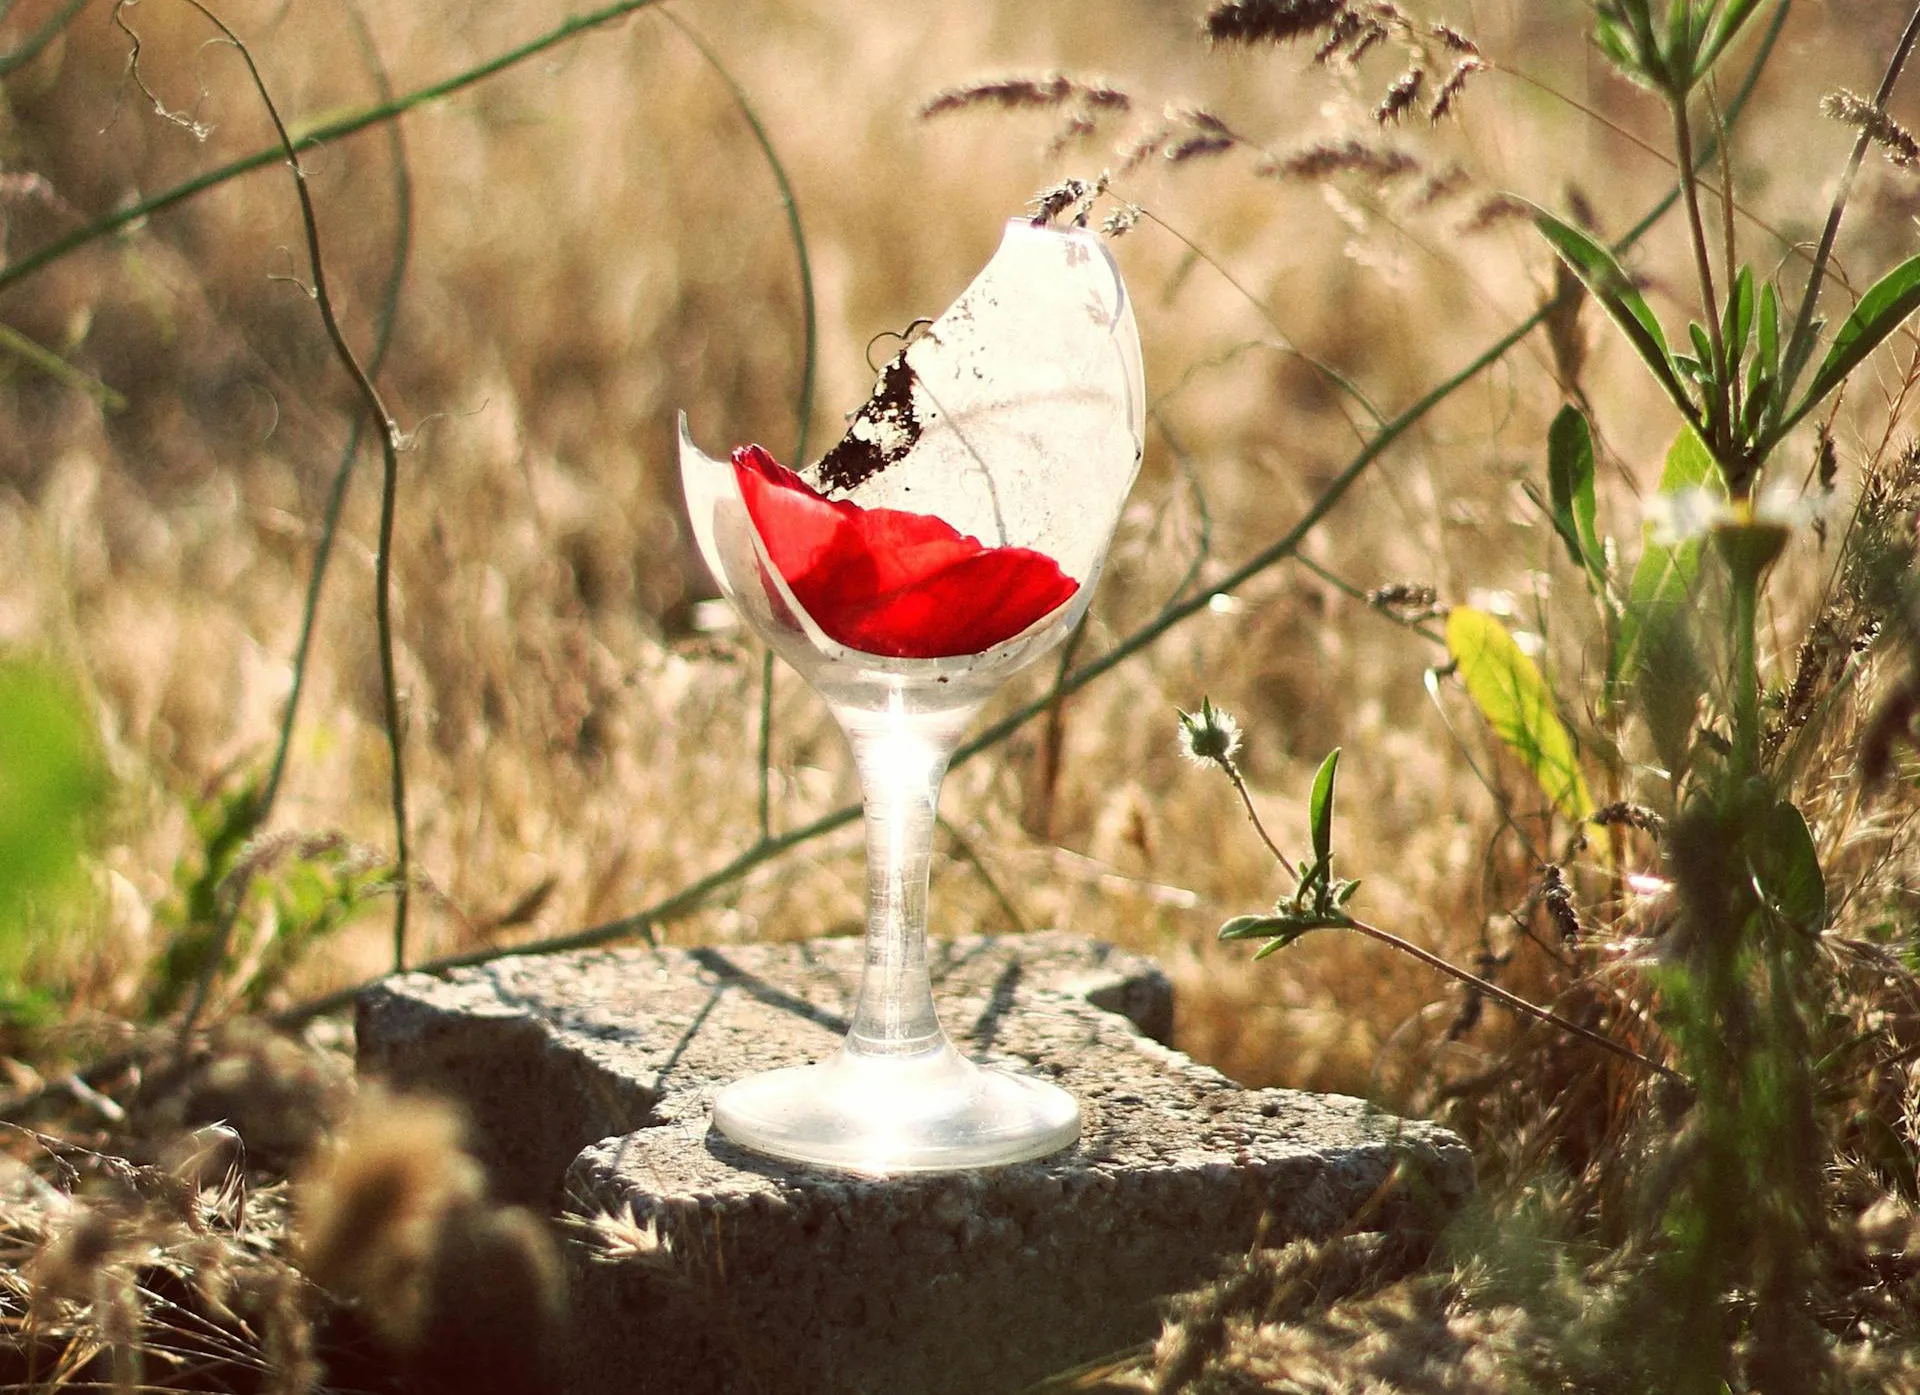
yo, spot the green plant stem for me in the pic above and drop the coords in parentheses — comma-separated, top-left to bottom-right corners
(259, 0, 413, 824)
(178, 0, 412, 1043)
(1221, 754, 1295, 878)
(1673, 96, 1729, 457)
(1729, 561, 1762, 778)
(1711, 85, 1740, 423)
(0, 0, 86, 78)
(1340, 915, 1685, 1085)
(0, 0, 669, 297)
(660, 10, 815, 846)
(0, 322, 126, 410)
(756, 649, 775, 839)
(272, 1, 1791, 1025)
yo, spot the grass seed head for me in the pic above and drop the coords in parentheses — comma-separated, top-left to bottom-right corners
(293, 1085, 485, 1350)
(1262, 139, 1419, 183)
(1431, 58, 1487, 122)
(1824, 89, 1920, 168)
(1205, 0, 1350, 47)
(1376, 67, 1426, 124)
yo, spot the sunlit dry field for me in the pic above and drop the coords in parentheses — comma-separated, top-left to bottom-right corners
(8, 0, 1920, 1387)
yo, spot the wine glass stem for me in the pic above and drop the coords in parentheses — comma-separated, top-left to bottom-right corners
(832, 689, 981, 1060)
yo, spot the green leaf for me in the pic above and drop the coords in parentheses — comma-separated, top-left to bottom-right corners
(1612, 426, 1725, 695)
(1533, 210, 1696, 422)
(149, 776, 267, 1017)
(1594, 13, 1637, 71)
(1688, 319, 1714, 372)
(1220, 913, 1279, 941)
(1547, 405, 1603, 580)
(1757, 278, 1780, 381)
(1446, 607, 1593, 821)
(1698, 0, 1763, 75)
(1663, 0, 1693, 81)
(0, 661, 105, 1005)
(1756, 800, 1825, 934)
(1632, 603, 1705, 782)
(239, 849, 382, 1010)
(1741, 373, 1773, 436)
(0, 665, 99, 918)
(1687, 0, 1715, 57)
(1783, 252, 1920, 437)
(1721, 265, 1754, 376)
(1219, 913, 1319, 957)
(1748, 279, 1782, 435)
(1308, 747, 1340, 869)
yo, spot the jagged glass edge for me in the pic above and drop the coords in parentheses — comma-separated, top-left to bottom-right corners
(677, 414, 1097, 685)
(798, 219, 1147, 555)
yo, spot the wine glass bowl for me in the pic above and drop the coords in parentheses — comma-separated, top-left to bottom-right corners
(677, 217, 1143, 1173)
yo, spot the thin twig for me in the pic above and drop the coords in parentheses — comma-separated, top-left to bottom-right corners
(1031, 622, 1088, 840)
(1341, 915, 1686, 1085)
(1293, 551, 1445, 645)
(178, 0, 414, 1039)
(1129, 206, 1386, 430)
(258, 0, 413, 822)
(128, 0, 414, 968)
(1221, 753, 1295, 878)
(0, 321, 127, 409)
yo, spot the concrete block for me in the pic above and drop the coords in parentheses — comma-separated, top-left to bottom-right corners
(355, 933, 1471, 1395)
(356, 932, 1173, 1207)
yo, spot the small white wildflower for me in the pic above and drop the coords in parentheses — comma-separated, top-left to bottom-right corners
(1645, 485, 1815, 549)
(1176, 698, 1243, 766)
(1644, 486, 1727, 546)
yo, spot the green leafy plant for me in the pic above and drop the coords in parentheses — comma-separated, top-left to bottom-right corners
(1181, 4, 1920, 1389)
(0, 659, 106, 1024)
(151, 792, 389, 1021)
(1187, 721, 1677, 1084)
(1491, 2, 1920, 1387)
(1444, 608, 1592, 823)
(1216, 747, 1363, 951)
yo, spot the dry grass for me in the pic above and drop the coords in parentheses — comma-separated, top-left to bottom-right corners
(6, 0, 1920, 1388)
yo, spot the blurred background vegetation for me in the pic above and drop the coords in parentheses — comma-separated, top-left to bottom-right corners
(6, 0, 1920, 1389)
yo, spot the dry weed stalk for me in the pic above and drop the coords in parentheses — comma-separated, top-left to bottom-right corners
(294, 1083, 564, 1393)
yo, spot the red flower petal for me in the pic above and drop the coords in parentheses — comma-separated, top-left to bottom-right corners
(731, 445, 1077, 659)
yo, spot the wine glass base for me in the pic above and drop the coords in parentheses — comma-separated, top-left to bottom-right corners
(711, 1039, 1080, 1175)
